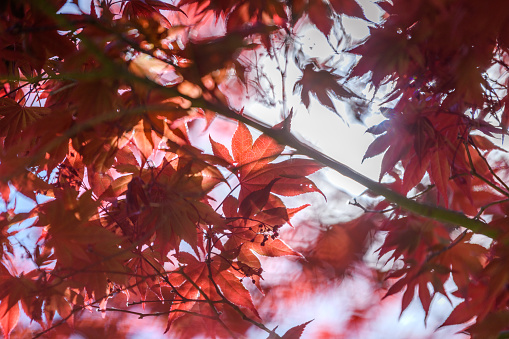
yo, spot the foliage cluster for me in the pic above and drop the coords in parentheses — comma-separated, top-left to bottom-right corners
(1, 0, 509, 338)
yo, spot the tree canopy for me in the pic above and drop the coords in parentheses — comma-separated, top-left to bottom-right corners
(1, 0, 509, 338)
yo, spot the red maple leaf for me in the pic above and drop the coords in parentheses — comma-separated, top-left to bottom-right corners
(0, 98, 50, 149)
(294, 64, 359, 114)
(122, 0, 185, 27)
(308, 0, 334, 36)
(210, 122, 323, 203)
(166, 252, 260, 331)
(329, 0, 365, 19)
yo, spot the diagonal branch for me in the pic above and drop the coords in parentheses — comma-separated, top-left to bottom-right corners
(194, 99, 497, 239)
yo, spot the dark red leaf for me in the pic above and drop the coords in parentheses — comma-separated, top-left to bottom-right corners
(329, 0, 366, 19)
(308, 0, 333, 36)
(281, 320, 314, 339)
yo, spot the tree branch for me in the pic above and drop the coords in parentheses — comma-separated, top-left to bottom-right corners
(196, 99, 497, 239)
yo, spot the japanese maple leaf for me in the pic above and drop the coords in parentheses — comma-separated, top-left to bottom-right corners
(303, 216, 376, 277)
(0, 263, 20, 339)
(308, 0, 334, 36)
(0, 98, 50, 149)
(114, 151, 226, 259)
(267, 320, 314, 339)
(36, 189, 130, 298)
(220, 195, 303, 290)
(329, 0, 366, 19)
(0, 211, 25, 256)
(294, 64, 359, 114)
(210, 122, 323, 203)
(165, 253, 260, 331)
(126, 248, 166, 303)
(122, 0, 185, 28)
(222, 196, 304, 256)
(363, 107, 495, 206)
(379, 217, 461, 317)
(434, 232, 487, 293)
(0, 300, 19, 339)
(440, 284, 487, 328)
